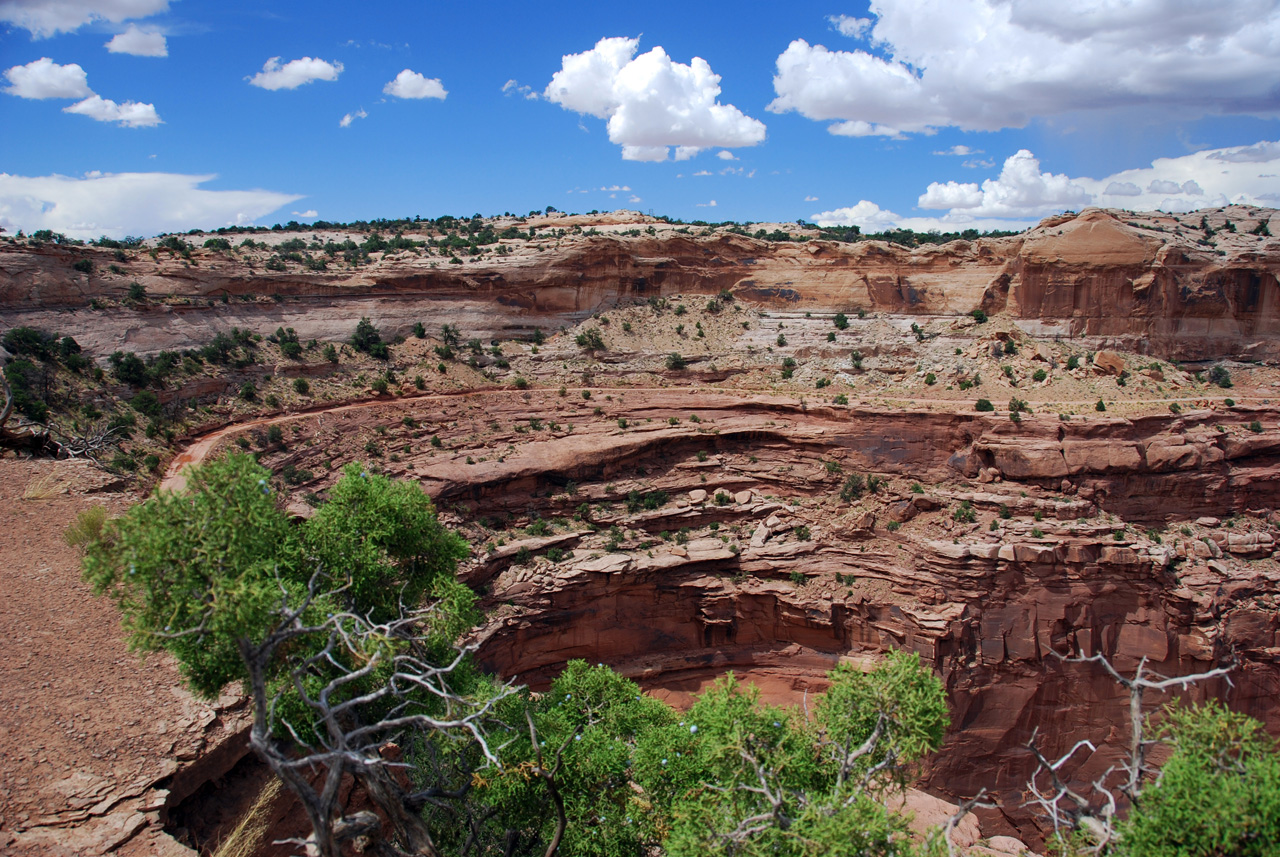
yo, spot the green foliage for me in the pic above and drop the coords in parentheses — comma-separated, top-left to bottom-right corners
(1032, 368, 1048, 382)
(3, 359, 48, 421)
(575, 327, 606, 351)
(351, 317, 389, 359)
(953, 500, 976, 523)
(1208, 365, 1233, 388)
(293, 377, 310, 395)
(1249, 420, 1263, 433)
(975, 398, 995, 412)
(1118, 702, 1280, 857)
(239, 381, 257, 401)
(109, 350, 150, 386)
(3, 326, 56, 361)
(1096, 399, 1107, 412)
(1066, 355, 1080, 370)
(839, 473, 866, 502)
(83, 454, 471, 698)
(130, 389, 162, 419)
(665, 352, 687, 371)
(304, 463, 471, 628)
(82, 453, 298, 696)
(970, 308, 988, 323)
(833, 311, 849, 330)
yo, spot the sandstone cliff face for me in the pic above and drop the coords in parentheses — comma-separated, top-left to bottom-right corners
(199, 387, 1277, 839)
(3, 206, 1278, 361)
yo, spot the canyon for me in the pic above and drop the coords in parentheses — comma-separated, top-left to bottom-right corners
(2, 206, 1279, 854)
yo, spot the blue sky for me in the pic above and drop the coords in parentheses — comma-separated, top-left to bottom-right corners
(3, 0, 1280, 238)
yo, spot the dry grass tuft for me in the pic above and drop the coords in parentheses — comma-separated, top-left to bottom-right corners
(23, 470, 72, 499)
(212, 776, 283, 857)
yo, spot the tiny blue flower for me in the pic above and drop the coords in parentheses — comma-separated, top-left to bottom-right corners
(689, 724, 698, 733)
(574, 734, 581, 741)
(661, 758, 667, 765)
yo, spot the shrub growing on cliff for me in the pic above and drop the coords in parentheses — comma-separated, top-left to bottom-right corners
(839, 473, 866, 502)
(351, 317, 389, 360)
(1208, 365, 1233, 388)
(975, 398, 995, 412)
(575, 327, 606, 351)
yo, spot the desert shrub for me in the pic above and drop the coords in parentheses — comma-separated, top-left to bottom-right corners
(839, 473, 866, 502)
(975, 398, 995, 412)
(1208, 365, 1233, 388)
(130, 389, 162, 419)
(575, 327, 605, 351)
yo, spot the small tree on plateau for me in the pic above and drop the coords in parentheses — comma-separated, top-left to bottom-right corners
(575, 327, 605, 352)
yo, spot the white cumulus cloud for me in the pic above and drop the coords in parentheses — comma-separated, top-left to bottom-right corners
(814, 140, 1280, 233)
(4, 57, 91, 99)
(63, 93, 160, 126)
(292, 209, 318, 218)
(0, 171, 302, 239)
(918, 149, 1091, 218)
(383, 69, 447, 100)
(544, 36, 766, 161)
(105, 24, 167, 56)
(248, 56, 343, 91)
(5, 57, 160, 126)
(339, 107, 367, 128)
(771, 0, 1280, 137)
(0, 0, 169, 38)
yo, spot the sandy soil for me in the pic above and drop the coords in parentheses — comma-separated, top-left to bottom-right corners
(0, 459, 245, 856)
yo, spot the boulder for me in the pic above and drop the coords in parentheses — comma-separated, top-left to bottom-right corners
(1091, 350, 1125, 375)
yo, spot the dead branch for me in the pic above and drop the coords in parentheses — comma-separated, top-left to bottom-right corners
(1023, 651, 1236, 852)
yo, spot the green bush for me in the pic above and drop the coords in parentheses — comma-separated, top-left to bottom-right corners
(575, 327, 606, 351)
(1118, 702, 1280, 857)
(1208, 365, 1233, 388)
(665, 352, 687, 371)
(975, 398, 995, 412)
(130, 389, 162, 419)
(239, 382, 257, 401)
(839, 473, 866, 502)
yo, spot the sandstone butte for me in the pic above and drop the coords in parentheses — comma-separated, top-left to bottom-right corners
(0, 204, 1278, 855)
